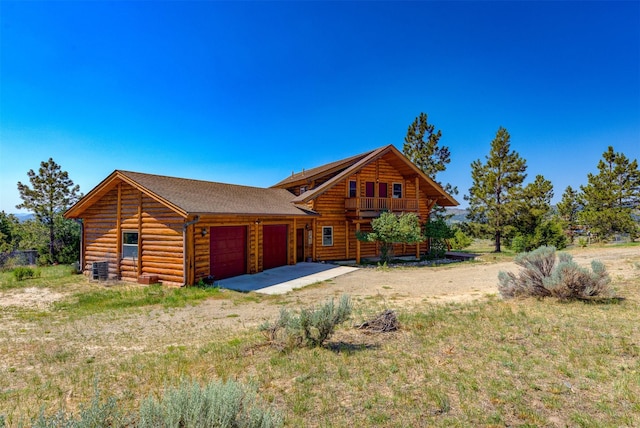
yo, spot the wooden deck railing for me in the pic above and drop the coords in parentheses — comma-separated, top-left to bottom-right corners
(345, 197, 419, 212)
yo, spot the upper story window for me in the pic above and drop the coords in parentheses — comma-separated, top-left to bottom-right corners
(322, 226, 333, 246)
(348, 180, 357, 198)
(300, 185, 308, 194)
(122, 231, 139, 259)
(393, 183, 403, 198)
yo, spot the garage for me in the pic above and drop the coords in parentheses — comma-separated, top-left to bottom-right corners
(210, 226, 247, 280)
(263, 224, 288, 270)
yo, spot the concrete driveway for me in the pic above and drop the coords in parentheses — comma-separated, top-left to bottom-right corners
(216, 262, 359, 295)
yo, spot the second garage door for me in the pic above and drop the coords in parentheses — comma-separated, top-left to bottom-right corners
(210, 226, 247, 280)
(263, 224, 288, 270)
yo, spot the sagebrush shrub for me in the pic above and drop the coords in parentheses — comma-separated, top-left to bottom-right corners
(498, 246, 614, 300)
(498, 246, 556, 298)
(543, 259, 612, 300)
(261, 295, 352, 350)
(31, 384, 126, 428)
(138, 379, 282, 428)
(29, 379, 281, 428)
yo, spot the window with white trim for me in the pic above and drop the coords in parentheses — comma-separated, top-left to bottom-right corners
(322, 226, 333, 246)
(348, 180, 357, 198)
(392, 183, 403, 198)
(122, 231, 139, 259)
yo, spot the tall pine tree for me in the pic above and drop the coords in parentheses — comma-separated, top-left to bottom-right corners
(465, 127, 527, 252)
(16, 158, 82, 263)
(513, 174, 554, 237)
(402, 112, 457, 218)
(579, 146, 640, 240)
(556, 185, 582, 242)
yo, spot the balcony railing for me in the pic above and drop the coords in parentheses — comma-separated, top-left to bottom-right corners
(345, 197, 419, 212)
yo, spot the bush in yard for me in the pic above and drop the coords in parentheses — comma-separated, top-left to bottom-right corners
(509, 233, 531, 254)
(449, 227, 473, 251)
(356, 212, 423, 263)
(424, 217, 454, 259)
(138, 379, 282, 428)
(31, 384, 127, 428)
(498, 246, 614, 300)
(29, 379, 281, 428)
(12, 266, 39, 281)
(260, 295, 352, 350)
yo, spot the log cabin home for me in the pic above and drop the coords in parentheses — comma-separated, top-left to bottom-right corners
(64, 144, 458, 286)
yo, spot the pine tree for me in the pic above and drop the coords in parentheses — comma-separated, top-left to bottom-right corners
(16, 158, 82, 263)
(465, 127, 527, 252)
(402, 112, 457, 218)
(514, 174, 554, 237)
(556, 185, 582, 242)
(579, 146, 640, 240)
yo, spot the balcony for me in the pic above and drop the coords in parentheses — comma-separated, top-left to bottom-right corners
(345, 197, 419, 217)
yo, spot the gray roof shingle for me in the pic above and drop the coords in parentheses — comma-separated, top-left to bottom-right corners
(117, 171, 314, 216)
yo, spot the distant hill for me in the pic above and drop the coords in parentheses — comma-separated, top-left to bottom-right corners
(445, 208, 468, 223)
(13, 213, 35, 222)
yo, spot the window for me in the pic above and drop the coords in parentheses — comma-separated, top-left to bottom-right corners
(393, 183, 403, 198)
(322, 226, 333, 246)
(300, 185, 308, 194)
(122, 231, 139, 259)
(348, 180, 357, 198)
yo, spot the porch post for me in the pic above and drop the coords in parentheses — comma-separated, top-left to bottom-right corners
(356, 222, 361, 264)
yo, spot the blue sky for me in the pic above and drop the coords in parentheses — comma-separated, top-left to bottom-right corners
(1, 1, 639, 213)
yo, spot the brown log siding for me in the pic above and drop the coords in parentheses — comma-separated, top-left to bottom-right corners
(81, 183, 185, 285)
(311, 157, 433, 261)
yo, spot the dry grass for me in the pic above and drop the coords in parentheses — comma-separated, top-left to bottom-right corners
(1, 251, 639, 427)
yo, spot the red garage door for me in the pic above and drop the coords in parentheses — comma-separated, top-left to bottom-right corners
(210, 226, 247, 280)
(263, 225, 288, 270)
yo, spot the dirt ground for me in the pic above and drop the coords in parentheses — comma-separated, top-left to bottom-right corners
(1, 246, 638, 361)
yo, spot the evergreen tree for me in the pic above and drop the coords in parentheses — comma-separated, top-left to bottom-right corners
(465, 127, 527, 252)
(579, 146, 640, 240)
(16, 158, 82, 263)
(402, 112, 457, 218)
(556, 185, 582, 242)
(513, 174, 554, 237)
(0, 211, 20, 253)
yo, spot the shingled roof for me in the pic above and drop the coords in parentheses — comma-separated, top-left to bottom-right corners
(272, 149, 375, 188)
(65, 170, 316, 219)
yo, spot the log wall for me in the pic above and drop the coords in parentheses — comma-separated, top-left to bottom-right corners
(311, 157, 434, 261)
(81, 182, 185, 285)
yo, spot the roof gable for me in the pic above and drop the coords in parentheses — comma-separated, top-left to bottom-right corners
(274, 145, 458, 207)
(65, 170, 316, 219)
(272, 149, 375, 188)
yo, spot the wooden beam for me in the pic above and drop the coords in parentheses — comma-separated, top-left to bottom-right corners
(292, 219, 297, 265)
(137, 190, 143, 276)
(345, 220, 349, 259)
(356, 222, 361, 264)
(312, 219, 317, 261)
(116, 183, 122, 279)
(254, 222, 259, 274)
(356, 172, 361, 218)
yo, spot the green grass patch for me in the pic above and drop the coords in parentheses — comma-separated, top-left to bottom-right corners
(53, 283, 222, 315)
(0, 264, 79, 291)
